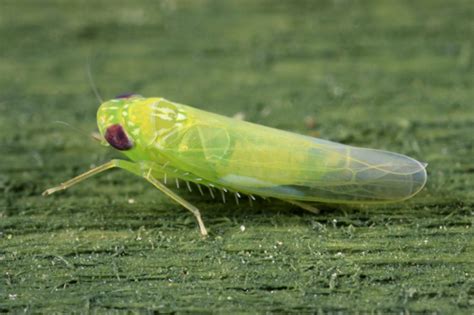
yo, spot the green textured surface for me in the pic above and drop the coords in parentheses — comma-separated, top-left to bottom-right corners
(1, 0, 473, 313)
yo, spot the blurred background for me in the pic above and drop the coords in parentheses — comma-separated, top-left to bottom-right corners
(1, 0, 473, 313)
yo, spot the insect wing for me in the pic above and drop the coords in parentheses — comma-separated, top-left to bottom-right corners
(157, 105, 427, 203)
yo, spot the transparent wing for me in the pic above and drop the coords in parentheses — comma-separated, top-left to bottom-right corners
(158, 104, 427, 203)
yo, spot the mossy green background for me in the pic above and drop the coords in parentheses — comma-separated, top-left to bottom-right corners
(1, 0, 473, 313)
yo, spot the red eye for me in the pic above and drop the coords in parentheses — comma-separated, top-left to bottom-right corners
(105, 124, 133, 150)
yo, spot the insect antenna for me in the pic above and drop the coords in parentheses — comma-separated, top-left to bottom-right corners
(86, 60, 104, 104)
(53, 121, 102, 143)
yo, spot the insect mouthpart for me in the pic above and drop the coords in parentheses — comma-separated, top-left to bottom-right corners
(104, 124, 133, 151)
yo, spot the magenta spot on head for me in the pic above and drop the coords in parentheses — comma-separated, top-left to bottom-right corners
(115, 93, 136, 99)
(105, 124, 133, 151)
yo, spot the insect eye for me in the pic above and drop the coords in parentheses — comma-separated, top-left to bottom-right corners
(104, 124, 133, 151)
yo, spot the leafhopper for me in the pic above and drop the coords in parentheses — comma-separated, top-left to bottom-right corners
(43, 95, 427, 236)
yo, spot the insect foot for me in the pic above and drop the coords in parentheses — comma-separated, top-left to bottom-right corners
(42, 186, 65, 196)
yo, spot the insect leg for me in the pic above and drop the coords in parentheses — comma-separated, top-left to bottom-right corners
(285, 200, 320, 214)
(42, 159, 140, 196)
(144, 170, 208, 236)
(43, 160, 208, 236)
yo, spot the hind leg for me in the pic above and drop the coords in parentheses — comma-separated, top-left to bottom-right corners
(285, 200, 320, 214)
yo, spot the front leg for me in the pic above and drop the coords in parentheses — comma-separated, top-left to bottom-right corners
(43, 159, 208, 236)
(42, 159, 141, 196)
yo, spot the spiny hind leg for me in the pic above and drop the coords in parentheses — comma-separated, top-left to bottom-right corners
(42, 159, 140, 196)
(285, 200, 320, 214)
(143, 169, 208, 236)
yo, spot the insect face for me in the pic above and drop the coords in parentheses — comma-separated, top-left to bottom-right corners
(96, 95, 144, 148)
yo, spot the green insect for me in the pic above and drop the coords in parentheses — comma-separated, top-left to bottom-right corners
(43, 95, 427, 236)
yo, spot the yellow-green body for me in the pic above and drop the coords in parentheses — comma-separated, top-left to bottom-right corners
(44, 94, 428, 235)
(97, 96, 427, 203)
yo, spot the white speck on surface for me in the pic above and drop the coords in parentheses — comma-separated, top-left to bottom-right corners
(128, 198, 135, 204)
(240, 225, 246, 232)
